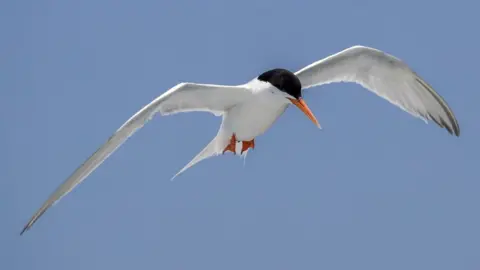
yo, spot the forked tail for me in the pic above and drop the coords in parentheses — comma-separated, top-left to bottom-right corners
(170, 132, 230, 180)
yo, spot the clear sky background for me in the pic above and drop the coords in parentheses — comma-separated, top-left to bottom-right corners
(3, 0, 479, 269)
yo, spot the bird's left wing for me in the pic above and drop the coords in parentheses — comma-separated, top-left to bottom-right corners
(294, 45, 460, 136)
(20, 82, 251, 235)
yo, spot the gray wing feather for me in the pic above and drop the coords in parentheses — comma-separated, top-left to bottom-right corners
(295, 45, 460, 136)
(20, 83, 250, 235)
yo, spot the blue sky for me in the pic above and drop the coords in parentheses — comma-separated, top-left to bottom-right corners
(3, 0, 479, 269)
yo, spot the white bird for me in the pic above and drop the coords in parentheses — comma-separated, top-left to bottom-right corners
(20, 45, 460, 235)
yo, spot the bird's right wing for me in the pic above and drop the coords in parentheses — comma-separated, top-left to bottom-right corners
(294, 45, 460, 136)
(21, 82, 251, 235)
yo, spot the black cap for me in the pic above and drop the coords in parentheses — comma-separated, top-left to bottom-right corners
(257, 68, 302, 99)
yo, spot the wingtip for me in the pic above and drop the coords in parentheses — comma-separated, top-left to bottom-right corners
(443, 118, 460, 137)
(444, 112, 460, 137)
(445, 125, 460, 137)
(443, 122, 460, 137)
(20, 217, 38, 236)
(453, 122, 461, 137)
(453, 128, 460, 137)
(19, 206, 50, 236)
(20, 223, 30, 236)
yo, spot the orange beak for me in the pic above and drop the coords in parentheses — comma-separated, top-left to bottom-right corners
(288, 97, 320, 128)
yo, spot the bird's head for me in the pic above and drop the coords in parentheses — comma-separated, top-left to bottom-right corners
(258, 68, 320, 128)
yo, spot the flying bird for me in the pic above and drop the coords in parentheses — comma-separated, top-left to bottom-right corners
(20, 45, 460, 235)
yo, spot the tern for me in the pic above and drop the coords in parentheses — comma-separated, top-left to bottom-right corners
(20, 45, 460, 235)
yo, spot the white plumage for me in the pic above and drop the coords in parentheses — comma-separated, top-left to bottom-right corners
(295, 46, 458, 134)
(20, 45, 459, 235)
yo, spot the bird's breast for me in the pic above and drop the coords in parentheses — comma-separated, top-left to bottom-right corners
(223, 94, 288, 141)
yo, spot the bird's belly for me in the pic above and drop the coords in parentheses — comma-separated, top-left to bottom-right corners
(223, 99, 288, 141)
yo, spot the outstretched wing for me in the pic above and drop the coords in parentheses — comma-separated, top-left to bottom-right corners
(294, 45, 460, 136)
(21, 82, 251, 235)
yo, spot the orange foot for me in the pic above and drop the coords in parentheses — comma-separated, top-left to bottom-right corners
(241, 138, 255, 154)
(222, 133, 255, 155)
(223, 133, 237, 154)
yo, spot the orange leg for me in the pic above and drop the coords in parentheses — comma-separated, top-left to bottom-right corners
(241, 139, 255, 154)
(223, 133, 237, 154)
(222, 134, 255, 155)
